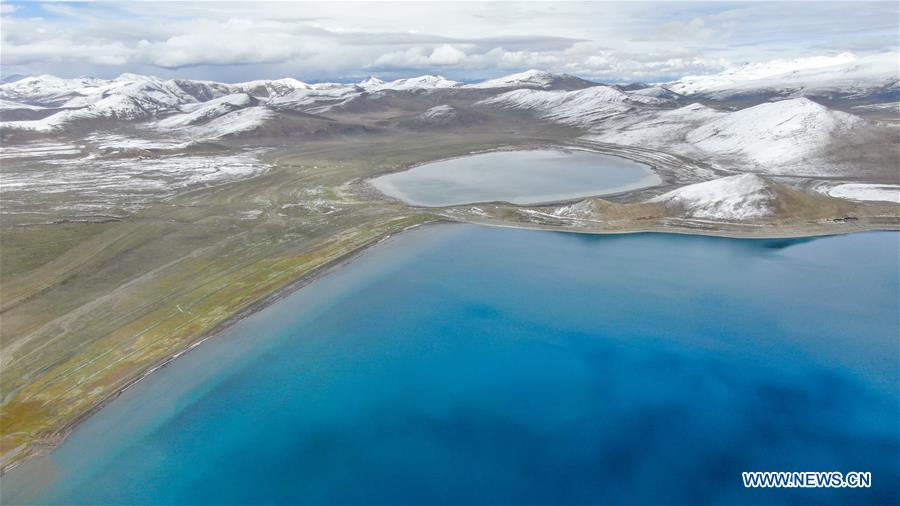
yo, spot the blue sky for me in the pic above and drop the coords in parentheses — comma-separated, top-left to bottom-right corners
(1, 1, 897, 83)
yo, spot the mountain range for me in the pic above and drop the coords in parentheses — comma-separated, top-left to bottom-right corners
(2, 52, 896, 135)
(1, 51, 897, 218)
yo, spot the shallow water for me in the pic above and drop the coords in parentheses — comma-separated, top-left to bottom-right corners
(4, 226, 898, 505)
(370, 149, 660, 206)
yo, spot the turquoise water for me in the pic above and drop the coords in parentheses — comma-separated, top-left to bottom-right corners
(3, 226, 898, 505)
(370, 149, 660, 206)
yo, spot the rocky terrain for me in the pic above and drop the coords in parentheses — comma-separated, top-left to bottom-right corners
(1, 52, 898, 472)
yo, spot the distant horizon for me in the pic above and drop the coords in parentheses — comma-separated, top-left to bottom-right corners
(2, 50, 896, 87)
(2, 1, 897, 84)
(2, 68, 634, 86)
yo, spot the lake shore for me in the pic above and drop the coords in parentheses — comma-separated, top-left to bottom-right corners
(5, 213, 898, 475)
(3, 134, 897, 475)
(0, 217, 441, 474)
(5, 225, 897, 505)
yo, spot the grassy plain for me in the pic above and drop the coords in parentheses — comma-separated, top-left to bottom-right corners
(0, 119, 581, 471)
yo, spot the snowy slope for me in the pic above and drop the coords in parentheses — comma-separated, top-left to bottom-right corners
(587, 98, 876, 176)
(169, 79, 235, 102)
(189, 106, 277, 139)
(0, 98, 48, 111)
(266, 86, 362, 113)
(1, 95, 159, 132)
(478, 86, 662, 126)
(157, 93, 256, 128)
(588, 102, 723, 147)
(649, 174, 777, 220)
(684, 98, 865, 167)
(667, 52, 898, 99)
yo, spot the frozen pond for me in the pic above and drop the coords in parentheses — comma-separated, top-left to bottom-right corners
(371, 149, 660, 206)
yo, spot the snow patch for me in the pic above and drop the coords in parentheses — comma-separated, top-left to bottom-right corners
(825, 183, 900, 203)
(420, 105, 458, 120)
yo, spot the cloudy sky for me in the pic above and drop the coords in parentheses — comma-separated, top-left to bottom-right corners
(1, 1, 897, 84)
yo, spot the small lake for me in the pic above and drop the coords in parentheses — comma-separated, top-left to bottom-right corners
(371, 149, 660, 206)
(3, 227, 898, 505)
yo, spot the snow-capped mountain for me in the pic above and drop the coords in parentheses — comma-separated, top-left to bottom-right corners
(0, 74, 107, 106)
(465, 70, 596, 90)
(587, 98, 875, 175)
(62, 74, 202, 113)
(667, 52, 899, 100)
(1, 59, 894, 159)
(0, 74, 353, 134)
(230, 78, 312, 98)
(649, 174, 778, 220)
(1, 75, 205, 131)
(684, 98, 866, 167)
(358, 75, 461, 92)
(477, 85, 664, 126)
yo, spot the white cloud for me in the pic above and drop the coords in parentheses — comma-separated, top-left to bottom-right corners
(135, 19, 315, 68)
(0, 4, 20, 15)
(429, 44, 467, 65)
(0, 1, 896, 83)
(0, 17, 135, 66)
(3, 39, 133, 65)
(374, 44, 467, 68)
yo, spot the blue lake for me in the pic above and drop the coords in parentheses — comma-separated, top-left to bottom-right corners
(3, 226, 898, 505)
